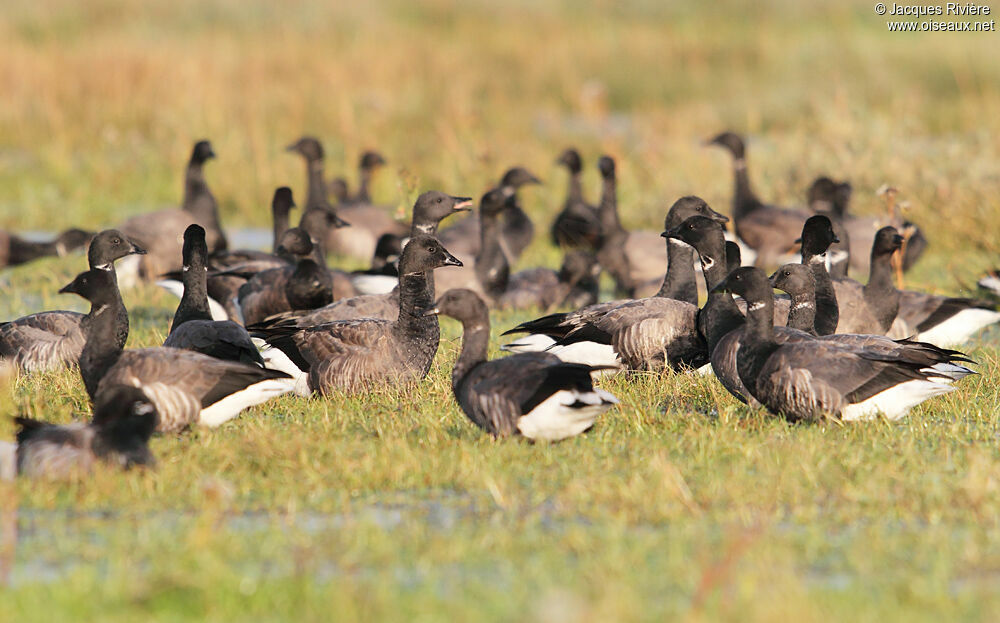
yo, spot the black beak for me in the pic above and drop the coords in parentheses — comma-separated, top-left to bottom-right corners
(525, 173, 542, 185)
(832, 235, 841, 244)
(442, 250, 463, 267)
(207, 149, 217, 159)
(332, 214, 350, 228)
(767, 272, 778, 287)
(661, 225, 683, 240)
(284, 143, 298, 153)
(421, 305, 442, 317)
(893, 235, 905, 247)
(130, 241, 147, 256)
(710, 279, 730, 294)
(451, 196, 473, 212)
(58, 281, 75, 295)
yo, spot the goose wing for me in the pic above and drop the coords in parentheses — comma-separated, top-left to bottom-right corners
(304, 319, 400, 393)
(164, 320, 264, 366)
(0, 312, 85, 372)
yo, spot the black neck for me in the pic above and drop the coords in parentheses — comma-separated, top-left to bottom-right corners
(784, 288, 817, 334)
(657, 239, 698, 304)
(183, 162, 214, 219)
(567, 172, 583, 204)
(802, 252, 839, 335)
(395, 270, 437, 337)
(79, 281, 128, 399)
(170, 266, 213, 332)
(598, 175, 623, 234)
(696, 234, 744, 352)
(306, 159, 327, 210)
(357, 167, 373, 203)
(476, 212, 510, 299)
(272, 212, 290, 255)
(452, 319, 490, 389)
(863, 252, 900, 332)
(732, 158, 760, 220)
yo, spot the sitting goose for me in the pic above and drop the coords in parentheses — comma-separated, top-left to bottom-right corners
(498, 250, 601, 312)
(350, 233, 403, 295)
(119, 140, 226, 283)
(712, 267, 969, 422)
(0, 385, 158, 480)
(0, 230, 145, 374)
(501, 195, 727, 356)
(707, 131, 809, 269)
(550, 148, 602, 249)
(163, 225, 264, 366)
(438, 166, 541, 261)
(250, 191, 472, 328)
(0, 228, 92, 269)
(427, 288, 618, 441)
(60, 268, 293, 432)
(326, 151, 408, 260)
(895, 291, 1000, 347)
(252, 235, 462, 395)
(831, 227, 905, 335)
(237, 228, 334, 326)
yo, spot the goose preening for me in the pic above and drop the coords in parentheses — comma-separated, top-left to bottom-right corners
(118, 140, 226, 283)
(0, 230, 145, 374)
(712, 267, 971, 422)
(0, 385, 158, 480)
(61, 268, 293, 432)
(326, 151, 409, 260)
(249, 191, 473, 329)
(550, 148, 602, 249)
(438, 166, 541, 261)
(426, 288, 618, 441)
(0, 228, 92, 269)
(707, 131, 810, 269)
(251, 235, 462, 396)
(501, 195, 727, 358)
(163, 225, 264, 366)
(236, 228, 335, 326)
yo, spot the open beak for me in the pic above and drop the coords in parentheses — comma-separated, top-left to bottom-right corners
(451, 196, 473, 212)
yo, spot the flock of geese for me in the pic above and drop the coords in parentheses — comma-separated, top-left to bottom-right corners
(1, 132, 999, 479)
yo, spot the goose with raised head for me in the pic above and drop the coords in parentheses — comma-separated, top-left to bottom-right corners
(0, 228, 92, 269)
(251, 235, 463, 395)
(0, 385, 158, 480)
(427, 288, 618, 441)
(249, 191, 473, 329)
(712, 267, 969, 422)
(707, 131, 808, 269)
(438, 166, 541, 261)
(550, 148, 602, 249)
(0, 230, 145, 374)
(119, 140, 225, 282)
(163, 225, 264, 366)
(327, 150, 408, 259)
(61, 268, 293, 432)
(831, 227, 905, 335)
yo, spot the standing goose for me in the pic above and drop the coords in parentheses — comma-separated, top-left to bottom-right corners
(439, 166, 542, 261)
(435, 187, 515, 300)
(0, 230, 145, 374)
(427, 288, 618, 441)
(286, 136, 330, 212)
(707, 132, 809, 269)
(797, 215, 840, 335)
(0, 228, 92, 269)
(251, 192, 472, 328)
(236, 228, 334, 326)
(550, 148, 602, 249)
(593, 156, 635, 297)
(326, 151, 408, 260)
(501, 195, 727, 356)
(0, 385, 158, 480)
(60, 269, 293, 432)
(163, 225, 264, 366)
(252, 235, 463, 395)
(712, 267, 968, 422)
(119, 140, 226, 282)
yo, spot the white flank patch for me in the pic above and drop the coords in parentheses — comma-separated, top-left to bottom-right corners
(155, 279, 229, 321)
(259, 346, 311, 397)
(695, 362, 713, 376)
(840, 379, 955, 422)
(516, 388, 618, 442)
(0, 440, 17, 481)
(199, 378, 298, 427)
(500, 333, 556, 353)
(350, 274, 398, 295)
(546, 341, 621, 374)
(116, 255, 141, 289)
(915, 308, 1000, 347)
(925, 362, 975, 381)
(978, 275, 1000, 297)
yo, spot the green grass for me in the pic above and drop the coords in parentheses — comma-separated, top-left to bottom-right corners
(4, 0, 1000, 620)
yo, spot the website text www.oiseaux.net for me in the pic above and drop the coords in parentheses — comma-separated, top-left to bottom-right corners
(875, 3, 996, 31)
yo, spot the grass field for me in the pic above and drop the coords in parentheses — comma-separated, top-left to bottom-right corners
(3, 0, 1000, 621)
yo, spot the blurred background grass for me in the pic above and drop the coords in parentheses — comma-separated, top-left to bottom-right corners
(2, 0, 999, 267)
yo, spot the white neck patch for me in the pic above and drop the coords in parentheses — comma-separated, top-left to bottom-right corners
(95, 263, 112, 271)
(807, 253, 826, 265)
(747, 301, 766, 312)
(414, 224, 433, 235)
(701, 256, 715, 271)
(792, 301, 814, 310)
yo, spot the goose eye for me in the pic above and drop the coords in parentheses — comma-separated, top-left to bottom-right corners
(784, 271, 790, 276)
(687, 223, 694, 229)
(113, 238, 121, 244)
(428, 246, 437, 253)
(436, 197, 442, 203)
(696, 205, 704, 211)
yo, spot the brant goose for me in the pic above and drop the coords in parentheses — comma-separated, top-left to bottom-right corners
(550, 148, 602, 249)
(427, 288, 618, 441)
(712, 267, 969, 422)
(707, 132, 809, 268)
(439, 166, 541, 261)
(593, 156, 635, 297)
(249, 191, 472, 328)
(435, 187, 516, 300)
(831, 227, 905, 335)
(797, 215, 840, 335)
(163, 225, 264, 366)
(252, 235, 462, 395)
(286, 136, 329, 211)
(61, 268, 293, 432)
(0, 385, 157, 480)
(349, 233, 403, 295)
(0, 228, 92, 269)
(895, 290, 1000, 346)
(118, 140, 225, 282)
(0, 230, 145, 374)
(327, 151, 408, 259)
(498, 250, 601, 311)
